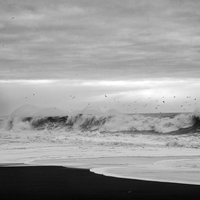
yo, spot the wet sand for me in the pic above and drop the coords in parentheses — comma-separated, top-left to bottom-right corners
(28, 156, 200, 185)
(0, 166, 200, 200)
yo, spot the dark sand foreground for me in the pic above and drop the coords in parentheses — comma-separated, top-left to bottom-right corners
(0, 166, 200, 200)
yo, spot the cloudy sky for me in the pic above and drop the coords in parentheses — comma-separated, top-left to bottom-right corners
(1, 0, 200, 115)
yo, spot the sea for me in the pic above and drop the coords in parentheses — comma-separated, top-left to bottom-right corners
(0, 104, 200, 150)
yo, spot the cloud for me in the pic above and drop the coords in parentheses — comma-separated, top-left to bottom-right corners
(87, 78, 200, 99)
(0, 79, 56, 84)
(0, 0, 200, 80)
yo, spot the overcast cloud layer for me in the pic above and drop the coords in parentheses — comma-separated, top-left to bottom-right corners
(1, 0, 200, 115)
(1, 0, 200, 80)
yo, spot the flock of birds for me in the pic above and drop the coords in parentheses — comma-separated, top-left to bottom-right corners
(24, 92, 198, 113)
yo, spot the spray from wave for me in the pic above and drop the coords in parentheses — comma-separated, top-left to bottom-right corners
(0, 105, 200, 149)
(4, 104, 200, 135)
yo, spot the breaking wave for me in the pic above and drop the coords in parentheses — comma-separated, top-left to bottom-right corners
(4, 104, 200, 135)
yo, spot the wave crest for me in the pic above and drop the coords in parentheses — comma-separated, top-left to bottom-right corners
(6, 111, 200, 135)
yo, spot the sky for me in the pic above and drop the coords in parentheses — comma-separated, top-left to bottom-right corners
(1, 0, 200, 115)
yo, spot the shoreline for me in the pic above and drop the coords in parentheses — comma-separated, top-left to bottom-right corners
(1, 143, 200, 186)
(1, 155, 200, 185)
(27, 155, 200, 185)
(0, 165, 200, 200)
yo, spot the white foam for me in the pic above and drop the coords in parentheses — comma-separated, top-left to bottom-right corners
(3, 104, 198, 135)
(90, 157, 200, 185)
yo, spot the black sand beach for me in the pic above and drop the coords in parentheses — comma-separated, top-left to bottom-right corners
(0, 166, 200, 200)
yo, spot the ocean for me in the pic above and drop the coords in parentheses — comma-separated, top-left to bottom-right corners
(1, 104, 200, 150)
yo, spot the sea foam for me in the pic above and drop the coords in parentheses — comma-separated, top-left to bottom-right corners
(4, 104, 200, 135)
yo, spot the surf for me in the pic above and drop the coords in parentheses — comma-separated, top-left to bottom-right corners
(4, 104, 200, 135)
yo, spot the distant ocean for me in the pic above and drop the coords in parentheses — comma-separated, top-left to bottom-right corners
(0, 104, 200, 149)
